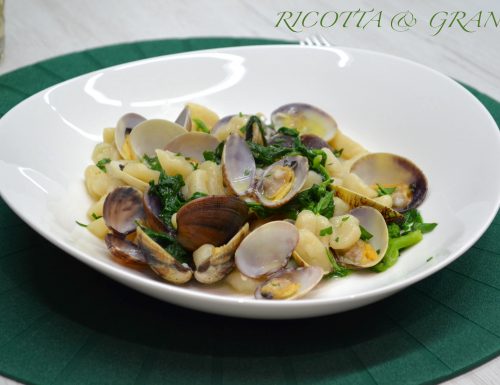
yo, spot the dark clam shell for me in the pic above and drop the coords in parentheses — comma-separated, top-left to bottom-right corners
(300, 134, 331, 150)
(143, 188, 167, 233)
(105, 234, 147, 266)
(103, 187, 146, 235)
(176, 195, 249, 252)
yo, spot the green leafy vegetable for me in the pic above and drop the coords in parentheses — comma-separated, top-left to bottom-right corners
(75, 220, 88, 228)
(324, 248, 351, 278)
(142, 155, 163, 171)
(91, 213, 102, 220)
(189, 191, 208, 201)
(193, 118, 210, 133)
(426, 256, 434, 262)
(387, 223, 401, 238)
(333, 148, 344, 158)
(96, 158, 111, 172)
(359, 225, 373, 241)
(277, 127, 299, 137)
(319, 226, 333, 236)
(243, 115, 268, 145)
(203, 141, 224, 164)
(294, 179, 335, 218)
(414, 222, 438, 233)
(149, 173, 186, 230)
(376, 184, 396, 196)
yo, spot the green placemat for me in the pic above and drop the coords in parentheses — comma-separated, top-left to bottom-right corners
(0, 37, 499, 385)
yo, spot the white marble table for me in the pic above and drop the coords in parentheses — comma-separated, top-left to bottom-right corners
(0, 0, 498, 384)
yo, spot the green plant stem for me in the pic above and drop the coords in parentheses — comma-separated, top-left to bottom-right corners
(372, 230, 423, 272)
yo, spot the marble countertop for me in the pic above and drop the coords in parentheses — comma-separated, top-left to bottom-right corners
(0, 1, 498, 384)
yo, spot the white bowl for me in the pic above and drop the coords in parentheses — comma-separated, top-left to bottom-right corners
(0, 45, 499, 319)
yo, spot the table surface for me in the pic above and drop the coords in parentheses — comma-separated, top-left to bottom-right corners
(0, 1, 498, 384)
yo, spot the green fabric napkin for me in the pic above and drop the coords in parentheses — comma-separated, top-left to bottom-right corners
(0, 37, 498, 385)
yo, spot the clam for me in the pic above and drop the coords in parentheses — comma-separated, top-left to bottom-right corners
(222, 133, 256, 196)
(211, 114, 249, 141)
(335, 185, 403, 223)
(175, 106, 192, 131)
(103, 187, 145, 235)
(235, 221, 299, 278)
(129, 119, 186, 158)
(300, 134, 331, 150)
(115, 113, 146, 159)
(255, 156, 309, 208)
(335, 206, 389, 268)
(271, 103, 338, 142)
(143, 188, 167, 233)
(193, 223, 250, 284)
(164, 132, 220, 163)
(105, 233, 147, 266)
(350, 153, 428, 211)
(136, 227, 192, 284)
(255, 266, 323, 300)
(176, 195, 249, 252)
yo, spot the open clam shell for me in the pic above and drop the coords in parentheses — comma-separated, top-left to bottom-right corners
(336, 206, 389, 268)
(129, 119, 186, 158)
(271, 103, 338, 142)
(136, 227, 193, 284)
(235, 221, 299, 278)
(222, 133, 256, 196)
(164, 132, 220, 163)
(105, 233, 147, 266)
(255, 266, 323, 300)
(193, 223, 250, 284)
(350, 153, 428, 211)
(176, 195, 249, 252)
(255, 155, 309, 208)
(175, 106, 192, 131)
(103, 187, 145, 236)
(115, 113, 146, 159)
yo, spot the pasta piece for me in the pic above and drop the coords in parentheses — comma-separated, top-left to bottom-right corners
(106, 161, 148, 191)
(329, 214, 361, 250)
(102, 127, 115, 144)
(122, 162, 160, 184)
(212, 115, 248, 141)
(91, 142, 120, 164)
(182, 169, 209, 199)
(333, 197, 350, 216)
(343, 173, 378, 198)
(171, 213, 178, 230)
(156, 149, 193, 179)
(199, 161, 225, 195)
(87, 217, 109, 239)
(300, 170, 322, 192)
(295, 209, 331, 246)
(225, 269, 261, 294)
(294, 229, 332, 273)
(186, 103, 220, 130)
(322, 147, 345, 178)
(84, 165, 121, 199)
(329, 130, 368, 160)
(87, 194, 107, 220)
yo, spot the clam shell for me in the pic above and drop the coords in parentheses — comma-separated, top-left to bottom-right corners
(103, 187, 145, 235)
(335, 185, 403, 223)
(143, 188, 168, 233)
(136, 227, 192, 284)
(115, 113, 146, 158)
(255, 266, 323, 300)
(235, 220, 299, 278)
(176, 195, 249, 252)
(222, 133, 256, 196)
(255, 155, 309, 208)
(129, 119, 186, 158)
(164, 132, 220, 163)
(105, 233, 147, 266)
(271, 103, 338, 142)
(350, 153, 428, 211)
(175, 106, 192, 131)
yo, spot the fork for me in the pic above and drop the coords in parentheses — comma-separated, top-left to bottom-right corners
(299, 34, 333, 47)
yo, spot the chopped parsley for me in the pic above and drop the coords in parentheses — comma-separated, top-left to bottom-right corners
(96, 158, 111, 172)
(139, 225, 189, 264)
(341, 216, 349, 222)
(91, 213, 102, 220)
(142, 155, 162, 171)
(189, 191, 208, 201)
(75, 220, 88, 227)
(426, 256, 434, 262)
(333, 148, 344, 158)
(193, 118, 210, 133)
(319, 226, 333, 236)
(148, 173, 186, 230)
(203, 141, 224, 164)
(359, 225, 373, 241)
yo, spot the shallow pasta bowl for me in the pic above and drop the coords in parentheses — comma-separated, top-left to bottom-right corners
(0, 45, 499, 319)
